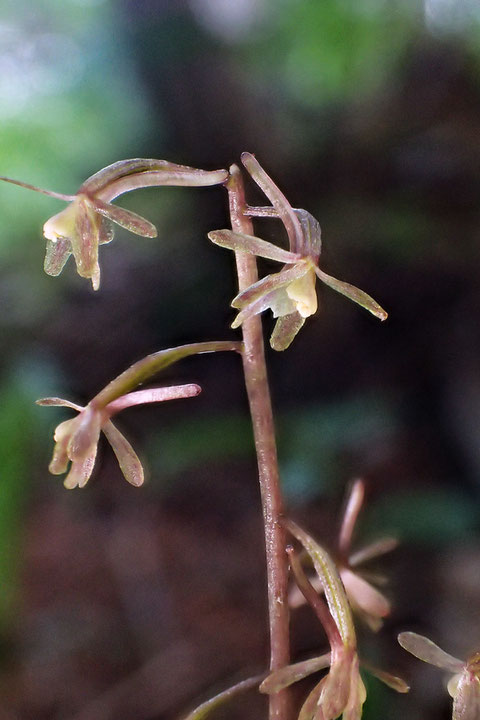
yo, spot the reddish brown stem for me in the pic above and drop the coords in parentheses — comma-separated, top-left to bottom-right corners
(226, 165, 291, 720)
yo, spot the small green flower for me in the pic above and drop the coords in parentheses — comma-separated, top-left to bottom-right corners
(399, 632, 480, 720)
(38, 384, 201, 489)
(209, 154, 386, 350)
(1, 159, 227, 289)
(290, 480, 398, 631)
(261, 520, 408, 720)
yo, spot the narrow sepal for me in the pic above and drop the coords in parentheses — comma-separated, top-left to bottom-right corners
(270, 312, 305, 351)
(91, 197, 157, 237)
(314, 267, 388, 321)
(398, 632, 464, 672)
(36, 397, 84, 411)
(105, 384, 201, 415)
(102, 420, 144, 487)
(360, 660, 409, 693)
(260, 655, 331, 694)
(240, 152, 304, 252)
(285, 519, 356, 647)
(208, 229, 300, 264)
(44, 237, 72, 276)
(0, 175, 74, 201)
(348, 537, 399, 567)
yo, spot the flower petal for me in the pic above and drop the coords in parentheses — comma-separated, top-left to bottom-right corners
(0, 175, 74, 201)
(232, 288, 295, 329)
(359, 660, 409, 693)
(71, 197, 100, 285)
(99, 217, 114, 244)
(270, 312, 305, 351)
(63, 451, 96, 489)
(67, 407, 102, 462)
(348, 537, 399, 567)
(342, 656, 366, 720)
(398, 632, 464, 672)
(298, 679, 324, 720)
(260, 655, 331, 694)
(452, 672, 480, 720)
(208, 229, 300, 264)
(232, 264, 310, 310)
(91, 197, 157, 237)
(102, 420, 144, 487)
(320, 647, 353, 720)
(340, 569, 391, 621)
(285, 519, 356, 648)
(294, 209, 322, 262)
(314, 267, 387, 321)
(44, 237, 72, 277)
(241, 153, 304, 253)
(36, 397, 84, 411)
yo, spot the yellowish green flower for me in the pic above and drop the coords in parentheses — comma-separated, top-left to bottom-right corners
(39, 385, 201, 489)
(399, 632, 480, 720)
(209, 153, 386, 350)
(1, 159, 227, 289)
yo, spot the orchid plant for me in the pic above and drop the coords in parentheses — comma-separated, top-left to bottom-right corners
(0, 153, 454, 720)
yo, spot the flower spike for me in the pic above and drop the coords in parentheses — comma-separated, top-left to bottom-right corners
(209, 156, 387, 350)
(1, 159, 227, 289)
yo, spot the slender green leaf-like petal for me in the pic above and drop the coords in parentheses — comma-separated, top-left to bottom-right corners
(398, 633, 463, 672)
(270, 312, 305, 351)
(36, 397, 84, 412)
(102, 420, 144, 487)
(260, 655, 331, 694)
(182, 674, 264, 720)
(232, 264, 310, 310)
(315, 267, 387, 321)
(92, 197, 157, 237)
(208, 229, 300, 264)
(285, 519, 356, 648)
(44, 237, 72, 277)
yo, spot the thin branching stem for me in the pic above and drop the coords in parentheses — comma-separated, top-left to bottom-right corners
(226, 165, 291, 720)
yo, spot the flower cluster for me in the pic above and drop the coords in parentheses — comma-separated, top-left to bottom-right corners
(260, 519, 408, 720)
(209, 153, 387, 350)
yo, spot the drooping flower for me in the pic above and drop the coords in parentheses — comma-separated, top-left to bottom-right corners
(208, 153, 386, 350)
(399, 632, 480, 720)
(260, 520, 408, 720)
(39, 385, 201, 489)
(289, 480, 398, 631)
(0, 159, 227, 289)
(38, 340, 242, 488)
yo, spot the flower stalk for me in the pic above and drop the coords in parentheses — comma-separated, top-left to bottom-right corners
(226, 164, 291, 720)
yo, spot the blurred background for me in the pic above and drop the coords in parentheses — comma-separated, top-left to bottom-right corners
(0, 1, 480, 718)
